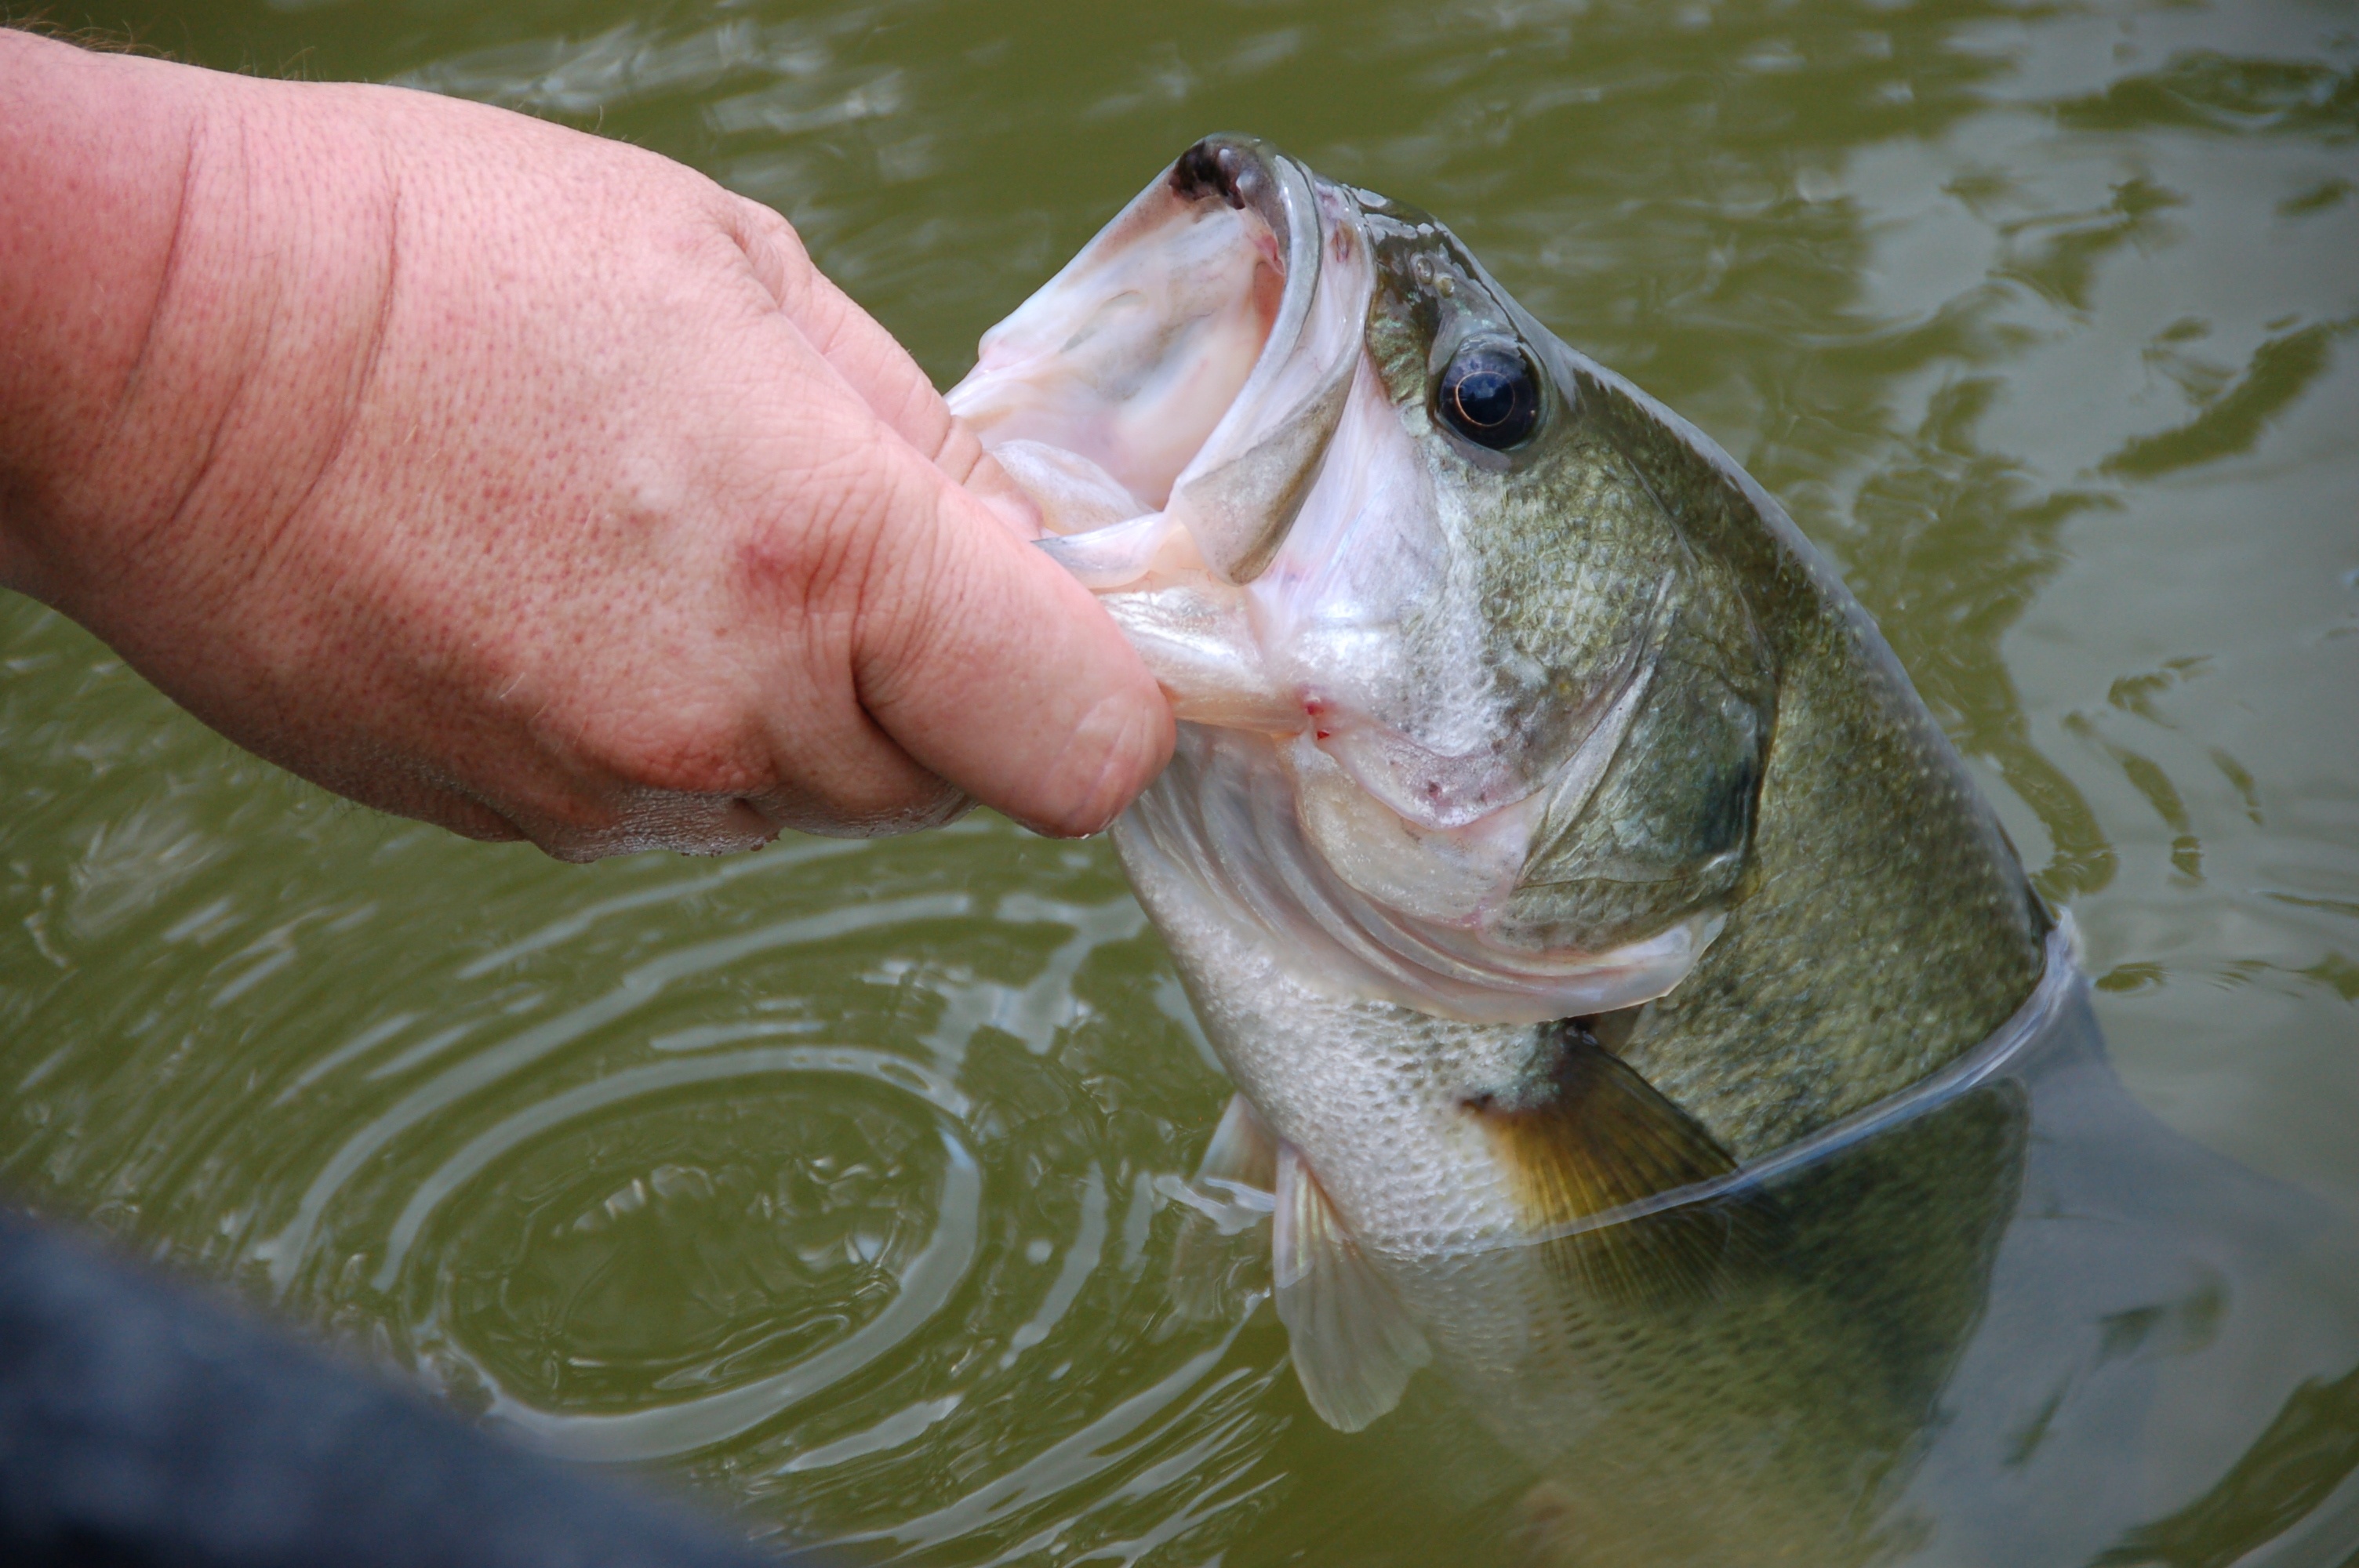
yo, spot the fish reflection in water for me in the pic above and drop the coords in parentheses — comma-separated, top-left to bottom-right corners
(944, 136, 2359, 1565)
(1120, 943, 2359, 1568)
(1237, 938, 2359, 1567)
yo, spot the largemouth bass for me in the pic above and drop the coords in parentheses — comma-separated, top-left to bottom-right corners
(944, 139, 2358, 1564)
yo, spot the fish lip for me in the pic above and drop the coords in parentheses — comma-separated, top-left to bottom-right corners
(1167, 133, 1354, 400)
(1155, 136, 1370, 586)
(1166, 135, 1325, 305)
(958, 134, 1369, 591)
(1167, 136, 1263, 211)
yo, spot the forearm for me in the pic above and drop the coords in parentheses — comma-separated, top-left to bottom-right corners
(0, 29, 1169, 851)
(0, 29, 392, 637)
(0, 29, 191, 593)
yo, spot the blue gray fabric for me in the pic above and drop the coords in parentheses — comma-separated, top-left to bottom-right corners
(0, 1207, 798, 1568)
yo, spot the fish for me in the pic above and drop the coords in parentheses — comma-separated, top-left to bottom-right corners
(943, 138, 2358, 1564)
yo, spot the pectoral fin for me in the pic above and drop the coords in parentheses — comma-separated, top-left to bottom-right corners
(1198, 1091, 1279, 1196)
(1164, 1094, 1278, 1325)
(1469, 1022, 1767, 1305)
(1274, 1144, 1431, 1432)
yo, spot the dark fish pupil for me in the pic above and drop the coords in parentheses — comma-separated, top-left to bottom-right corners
(1438, 343, 1539, 450)
(1455, 371, 1514, 426)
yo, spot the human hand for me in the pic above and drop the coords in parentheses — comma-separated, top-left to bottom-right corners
(0, 31, 1172, 858)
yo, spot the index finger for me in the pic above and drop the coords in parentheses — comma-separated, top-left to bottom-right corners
(722, 201, 956, 455)
(723, 198, 1040, 535)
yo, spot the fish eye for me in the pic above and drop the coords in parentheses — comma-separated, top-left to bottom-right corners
(1437, 341, 1541, 451)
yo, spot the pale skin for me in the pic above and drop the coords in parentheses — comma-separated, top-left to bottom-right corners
(0, 28, 1173, 859)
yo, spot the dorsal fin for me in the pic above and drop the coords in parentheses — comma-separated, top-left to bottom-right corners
(1274, 1145, 1431, 1432)
(1467, 1020, 1768, 1304)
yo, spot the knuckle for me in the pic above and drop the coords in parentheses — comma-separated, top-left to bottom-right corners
(849, 511, 955, 701)
(512, 786, 628, 839)
(732, 514, 820, 603)
(722, 196, 809, 308)
(533, 832, 610, 866)
(772, 776, 971, 840)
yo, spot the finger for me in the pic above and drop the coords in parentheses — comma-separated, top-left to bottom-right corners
(842, 435, 1176, 837)
(739, 780, 975, 839)
(950, 439, 1047, 542)
(722, 200, 981, 475)
(789, 265, 958, 459)
(289, 753, 529, 846)
(723, 201, 1045, 541)
(716, 260, 1164, 834)
(736, 446, 1005, 835)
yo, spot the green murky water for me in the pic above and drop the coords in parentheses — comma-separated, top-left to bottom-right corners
(5, 0, 2357, 1562)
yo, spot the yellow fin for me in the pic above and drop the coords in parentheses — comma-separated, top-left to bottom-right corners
(1468, 1021, 1766, 1304)
(1274, 1145, 1431, 1432)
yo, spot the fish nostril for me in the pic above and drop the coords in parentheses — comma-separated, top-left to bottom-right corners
(1170, 139, 1249, 210)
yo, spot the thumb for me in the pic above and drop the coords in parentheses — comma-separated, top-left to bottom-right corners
(850, 452, 1174, 837)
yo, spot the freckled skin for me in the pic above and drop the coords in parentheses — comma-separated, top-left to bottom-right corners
(0, 31, 1172, 859)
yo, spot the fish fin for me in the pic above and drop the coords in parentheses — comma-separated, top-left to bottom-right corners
(1164, 1094, 1280, 1326)
(1274, 1144, 1431, 1432)
(1198, 1091, 1279, 1195)
(1468, 1021, 1768, 1306)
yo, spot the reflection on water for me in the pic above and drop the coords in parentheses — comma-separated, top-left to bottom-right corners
(4, 0, 2356, 1563)
(1214, 952, 2359, 1566)
(2095, 1363, 2359, 1568)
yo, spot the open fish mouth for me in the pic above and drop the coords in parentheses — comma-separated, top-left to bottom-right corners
(947, 135, 1370, 591)
(947, 137, 1737, 1025)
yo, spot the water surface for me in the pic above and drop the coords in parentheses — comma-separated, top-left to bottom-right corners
(5, 0, 2356, 1562)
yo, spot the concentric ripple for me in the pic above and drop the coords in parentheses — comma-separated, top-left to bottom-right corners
(396, 1049, 982, 1462)
(202, 825, 1288, 1556)
(0, 754, 1293, 1554)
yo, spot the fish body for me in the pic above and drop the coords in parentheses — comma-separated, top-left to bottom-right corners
(944, 139, 2354, 1563)
(951, 126, 2041, 1310)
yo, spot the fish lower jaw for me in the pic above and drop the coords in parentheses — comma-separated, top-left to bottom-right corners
(1127, 727, 1728, 1027)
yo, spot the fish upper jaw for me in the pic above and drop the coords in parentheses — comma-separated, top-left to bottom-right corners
(945, 136, 1371, 592)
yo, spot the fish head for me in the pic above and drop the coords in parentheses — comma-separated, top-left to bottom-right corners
(950, 136, 1778, 1025)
